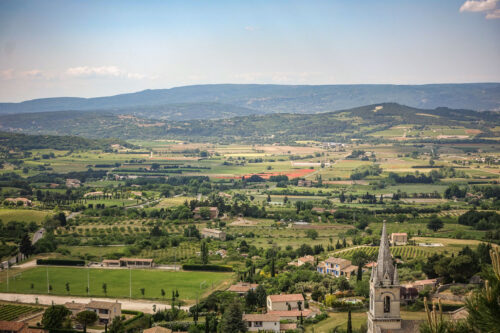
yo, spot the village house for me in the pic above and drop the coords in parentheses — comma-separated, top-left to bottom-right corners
(66, 179, 81, 188)
(201, 228, 226, 241)
(317, 257, 358, 278)
(64, 300, 121, 324)
(193, 207, 219, 219)
(0, 321, 45, 333)
(85, 300, 121, 324)
(390, 233, 408, 246)
(102, 257, 154, 268)
(267, 309, 313, 321)
(243, 314, 280, 332)
(267, 294, 304, 311)
(64, 302, 86, 316)
(4, 198, 32, 206)
(227, 282, 259, 295)
(289, 255, 315, 267)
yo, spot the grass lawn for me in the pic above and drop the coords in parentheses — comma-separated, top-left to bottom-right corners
(0, 267, 233, 301)
(0, 209, 50, 224)
(305, 311, 428, 332)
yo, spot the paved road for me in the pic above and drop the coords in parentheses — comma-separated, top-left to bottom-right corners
(125, 198, 162, 210)
(32, 228, 45, 244)
(0, 293, 188, 313)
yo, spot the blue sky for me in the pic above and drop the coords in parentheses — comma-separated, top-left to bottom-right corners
(0, 0, 499, 101)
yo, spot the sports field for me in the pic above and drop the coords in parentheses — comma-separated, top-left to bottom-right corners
(0, 267, 233, 301)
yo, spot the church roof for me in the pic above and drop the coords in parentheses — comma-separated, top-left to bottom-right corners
(372, 221, 398, 285)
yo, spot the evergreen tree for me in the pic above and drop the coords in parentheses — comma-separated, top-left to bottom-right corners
(19, 233, 33, 257)
(347, 309, 352, 333)
(270, 258, 275, 277)
(201, 240, 209, 265)
(220, 300, 247, 333)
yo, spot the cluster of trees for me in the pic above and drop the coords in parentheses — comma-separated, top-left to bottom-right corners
(458, 210, 500, 230)
(422, 244, 492, 283)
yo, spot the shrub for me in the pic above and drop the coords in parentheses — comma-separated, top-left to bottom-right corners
(181, 264, 232, 272)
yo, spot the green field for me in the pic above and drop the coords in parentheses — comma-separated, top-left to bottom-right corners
(0, 209, 50, 224)
(0, 267, 233, 301)
(0, 304, 43, 321)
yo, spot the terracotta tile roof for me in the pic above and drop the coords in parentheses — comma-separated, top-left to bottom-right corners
(268, 294, 304, 302)
(324, 257, 351, 268)
(227, 282, 259, 293)
(343, 265, 358, 273)
(243, 314, 280, 322)
(0, 321, 25, 331)
(268, 309, 312, 317)
(391, 233, 407, 236)
(143, 327, 173, 333)
(86, 301, 119, 310)
(298, 255, 314, 263)
(64, 302, 85, 310)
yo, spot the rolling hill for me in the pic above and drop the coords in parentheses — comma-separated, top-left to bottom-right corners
(1, 103, 498, 143)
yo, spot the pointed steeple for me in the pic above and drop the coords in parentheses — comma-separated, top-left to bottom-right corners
(374, 221, 396, 285)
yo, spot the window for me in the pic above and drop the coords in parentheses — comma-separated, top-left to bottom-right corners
(254, 321, 263, 327)
(384, 296, 390, 313)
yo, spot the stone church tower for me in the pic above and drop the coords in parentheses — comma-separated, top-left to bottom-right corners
(367, 222, 402, 333)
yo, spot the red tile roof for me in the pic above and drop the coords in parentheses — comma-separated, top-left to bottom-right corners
(268, 294, 304, 302)
(0, 321, 25, 332)
(243, 314, 280, 322)
(268, 309, 312, 317)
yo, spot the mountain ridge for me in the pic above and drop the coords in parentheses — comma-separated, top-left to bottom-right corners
(1, 83, 499, 117)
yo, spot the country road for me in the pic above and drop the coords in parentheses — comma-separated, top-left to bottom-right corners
(0, 293, 188, 313)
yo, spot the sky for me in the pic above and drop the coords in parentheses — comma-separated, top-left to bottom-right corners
(0, 0, 499, 102)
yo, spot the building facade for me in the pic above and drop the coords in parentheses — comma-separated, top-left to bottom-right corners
(367, 222, 402, 333)
(317, 257, 358, 278)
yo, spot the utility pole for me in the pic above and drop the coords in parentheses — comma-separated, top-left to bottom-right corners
(129, 268, 132, 300)
(6, 265, 9, 292)
(46, 267, 49, 294)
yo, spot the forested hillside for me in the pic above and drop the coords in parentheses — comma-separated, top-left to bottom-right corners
(1, 103, 498, 143)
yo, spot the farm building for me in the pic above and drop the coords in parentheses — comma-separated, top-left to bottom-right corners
(193, 207, 219, 219)
(201, 228, 226, 241)
(390, 233, 408, 245)
(102, 258, 154, 268)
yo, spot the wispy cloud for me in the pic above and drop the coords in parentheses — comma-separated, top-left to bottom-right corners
(486, 8, 500, 18)
(65, 66, 152, 79)
(244, 26, 259, 32)
(460, 0, 498, 12)
(0, 69, 47, 80)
